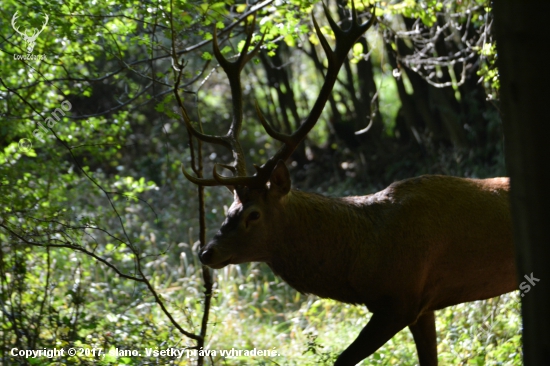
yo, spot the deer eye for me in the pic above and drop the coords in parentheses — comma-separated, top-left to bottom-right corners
(248, 211, 260, 221)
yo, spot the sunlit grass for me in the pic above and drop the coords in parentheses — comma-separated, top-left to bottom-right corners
(162, 261, 522, 365)
(4, 245, 521, 365)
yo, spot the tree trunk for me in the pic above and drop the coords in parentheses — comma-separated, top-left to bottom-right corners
(493, 2, 550, 364)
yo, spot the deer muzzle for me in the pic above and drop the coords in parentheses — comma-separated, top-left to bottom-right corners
(199, 243, 232, 269)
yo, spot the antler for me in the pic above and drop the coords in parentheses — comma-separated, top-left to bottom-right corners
(181, 14, 264, 186)
(213, 2, 376, 188)
(11, 12, 26, 37)
(182, 2, 375, 189)
(34, 14, 49, 39)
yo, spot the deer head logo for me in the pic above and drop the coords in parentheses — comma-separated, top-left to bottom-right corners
(11, 11, 49, 54)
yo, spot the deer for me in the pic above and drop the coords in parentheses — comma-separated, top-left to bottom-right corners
(178, 2, 517, 365)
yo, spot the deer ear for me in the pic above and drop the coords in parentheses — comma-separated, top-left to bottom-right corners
(269, 160, 291, 195)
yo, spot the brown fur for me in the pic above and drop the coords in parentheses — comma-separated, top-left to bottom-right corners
(199, 162, 516, 366)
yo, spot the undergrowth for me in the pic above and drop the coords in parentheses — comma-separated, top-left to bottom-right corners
(1, 245, 522, 365)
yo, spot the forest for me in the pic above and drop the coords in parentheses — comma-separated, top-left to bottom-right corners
(1, 0, 548, 365)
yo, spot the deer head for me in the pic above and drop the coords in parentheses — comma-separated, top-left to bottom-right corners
(179, 2, 376, 268)
(11, 11, 49, 54)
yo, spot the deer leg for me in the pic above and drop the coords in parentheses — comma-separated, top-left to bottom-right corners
(408, 311, 438, 366)
(333, 311, 412, 366)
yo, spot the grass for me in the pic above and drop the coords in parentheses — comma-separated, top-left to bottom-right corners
(159, 260, 522, 365)
(2, 240, 521, 366)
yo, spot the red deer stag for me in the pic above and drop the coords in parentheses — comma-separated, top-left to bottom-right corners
(179, 3, 516, 365)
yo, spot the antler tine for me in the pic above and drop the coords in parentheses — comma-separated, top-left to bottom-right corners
(238, 15, 267, 68)
(181, 150, 241, 187)
(321, 2, 345, 40)
(342, 4, 377, 44)
(11, 12, 23, 35)
(181, 163, 223, 186)
(236, 14, 256, 66)
(254, 101, 293, 145)
(216, 163, 236, 174)
(358, 4, 377, 33)
(213, 162, 272, 187)
(178, 100, 232, 150)
(331, 3, 377, 61)
(212, 13, 262, 75)
(311, 12, 336, 66)
(212, 24, 231, 71)
(241, 31, 266, 68)
(41, 14, 49, 29)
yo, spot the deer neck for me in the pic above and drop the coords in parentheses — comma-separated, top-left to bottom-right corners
(266, 189, 379, 304)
